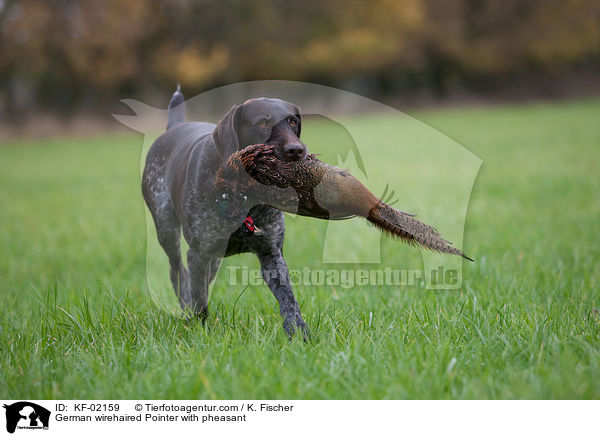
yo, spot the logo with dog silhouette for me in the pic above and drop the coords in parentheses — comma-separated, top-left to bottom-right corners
(3, 402, 50, 433)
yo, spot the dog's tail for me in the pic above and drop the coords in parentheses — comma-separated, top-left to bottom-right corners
(166, 84, 185, 130)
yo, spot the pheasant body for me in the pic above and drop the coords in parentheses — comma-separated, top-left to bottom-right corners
(215, 144, 473, 261)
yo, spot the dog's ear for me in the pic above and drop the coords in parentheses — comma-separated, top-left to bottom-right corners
(292, 103, 302, 138)
(213, 104, 242, 158)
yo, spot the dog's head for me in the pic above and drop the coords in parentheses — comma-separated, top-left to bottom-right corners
(213, 97, 306, 162)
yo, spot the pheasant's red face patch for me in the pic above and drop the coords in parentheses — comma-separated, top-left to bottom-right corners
(244, 216, 255, 232)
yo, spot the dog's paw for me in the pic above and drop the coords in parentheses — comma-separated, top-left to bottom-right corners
(283, 315, 310, 341)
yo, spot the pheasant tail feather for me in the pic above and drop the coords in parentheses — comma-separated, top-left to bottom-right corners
(367, 202, 473, 261)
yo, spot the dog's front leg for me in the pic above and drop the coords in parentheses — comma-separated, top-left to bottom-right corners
(258, 251, 308, 337)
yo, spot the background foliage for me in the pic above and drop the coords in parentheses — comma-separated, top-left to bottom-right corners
(1, 0, 599, 116)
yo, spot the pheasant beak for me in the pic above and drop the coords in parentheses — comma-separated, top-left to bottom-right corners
(253, 226, 263, 235)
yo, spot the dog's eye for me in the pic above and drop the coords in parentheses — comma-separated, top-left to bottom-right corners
(257, 119, 268, 128)
(287, 117, 297, 127)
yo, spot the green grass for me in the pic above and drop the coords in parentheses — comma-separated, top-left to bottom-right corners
(1, 98, 599, 399)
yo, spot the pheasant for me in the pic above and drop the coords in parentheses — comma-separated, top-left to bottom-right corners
(215, 144, 473, 261)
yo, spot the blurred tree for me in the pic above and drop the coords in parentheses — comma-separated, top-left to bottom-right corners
(0, 0, 599, 116)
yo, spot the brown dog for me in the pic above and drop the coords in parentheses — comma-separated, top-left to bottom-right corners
(142, 86, 309, 336)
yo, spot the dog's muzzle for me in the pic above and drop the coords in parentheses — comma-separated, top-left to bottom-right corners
(283, 143, 307, 161)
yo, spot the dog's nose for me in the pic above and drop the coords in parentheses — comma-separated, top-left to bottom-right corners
(284, 144, 307, 161)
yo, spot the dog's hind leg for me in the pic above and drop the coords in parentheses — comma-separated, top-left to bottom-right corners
(185, 248, 222, 318)
(154, 205, 190, 309)
(153, 208, 191, 309)
(142, 173, 189, 309)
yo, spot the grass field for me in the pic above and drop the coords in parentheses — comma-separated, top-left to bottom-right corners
(1, 99, 599, 399)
